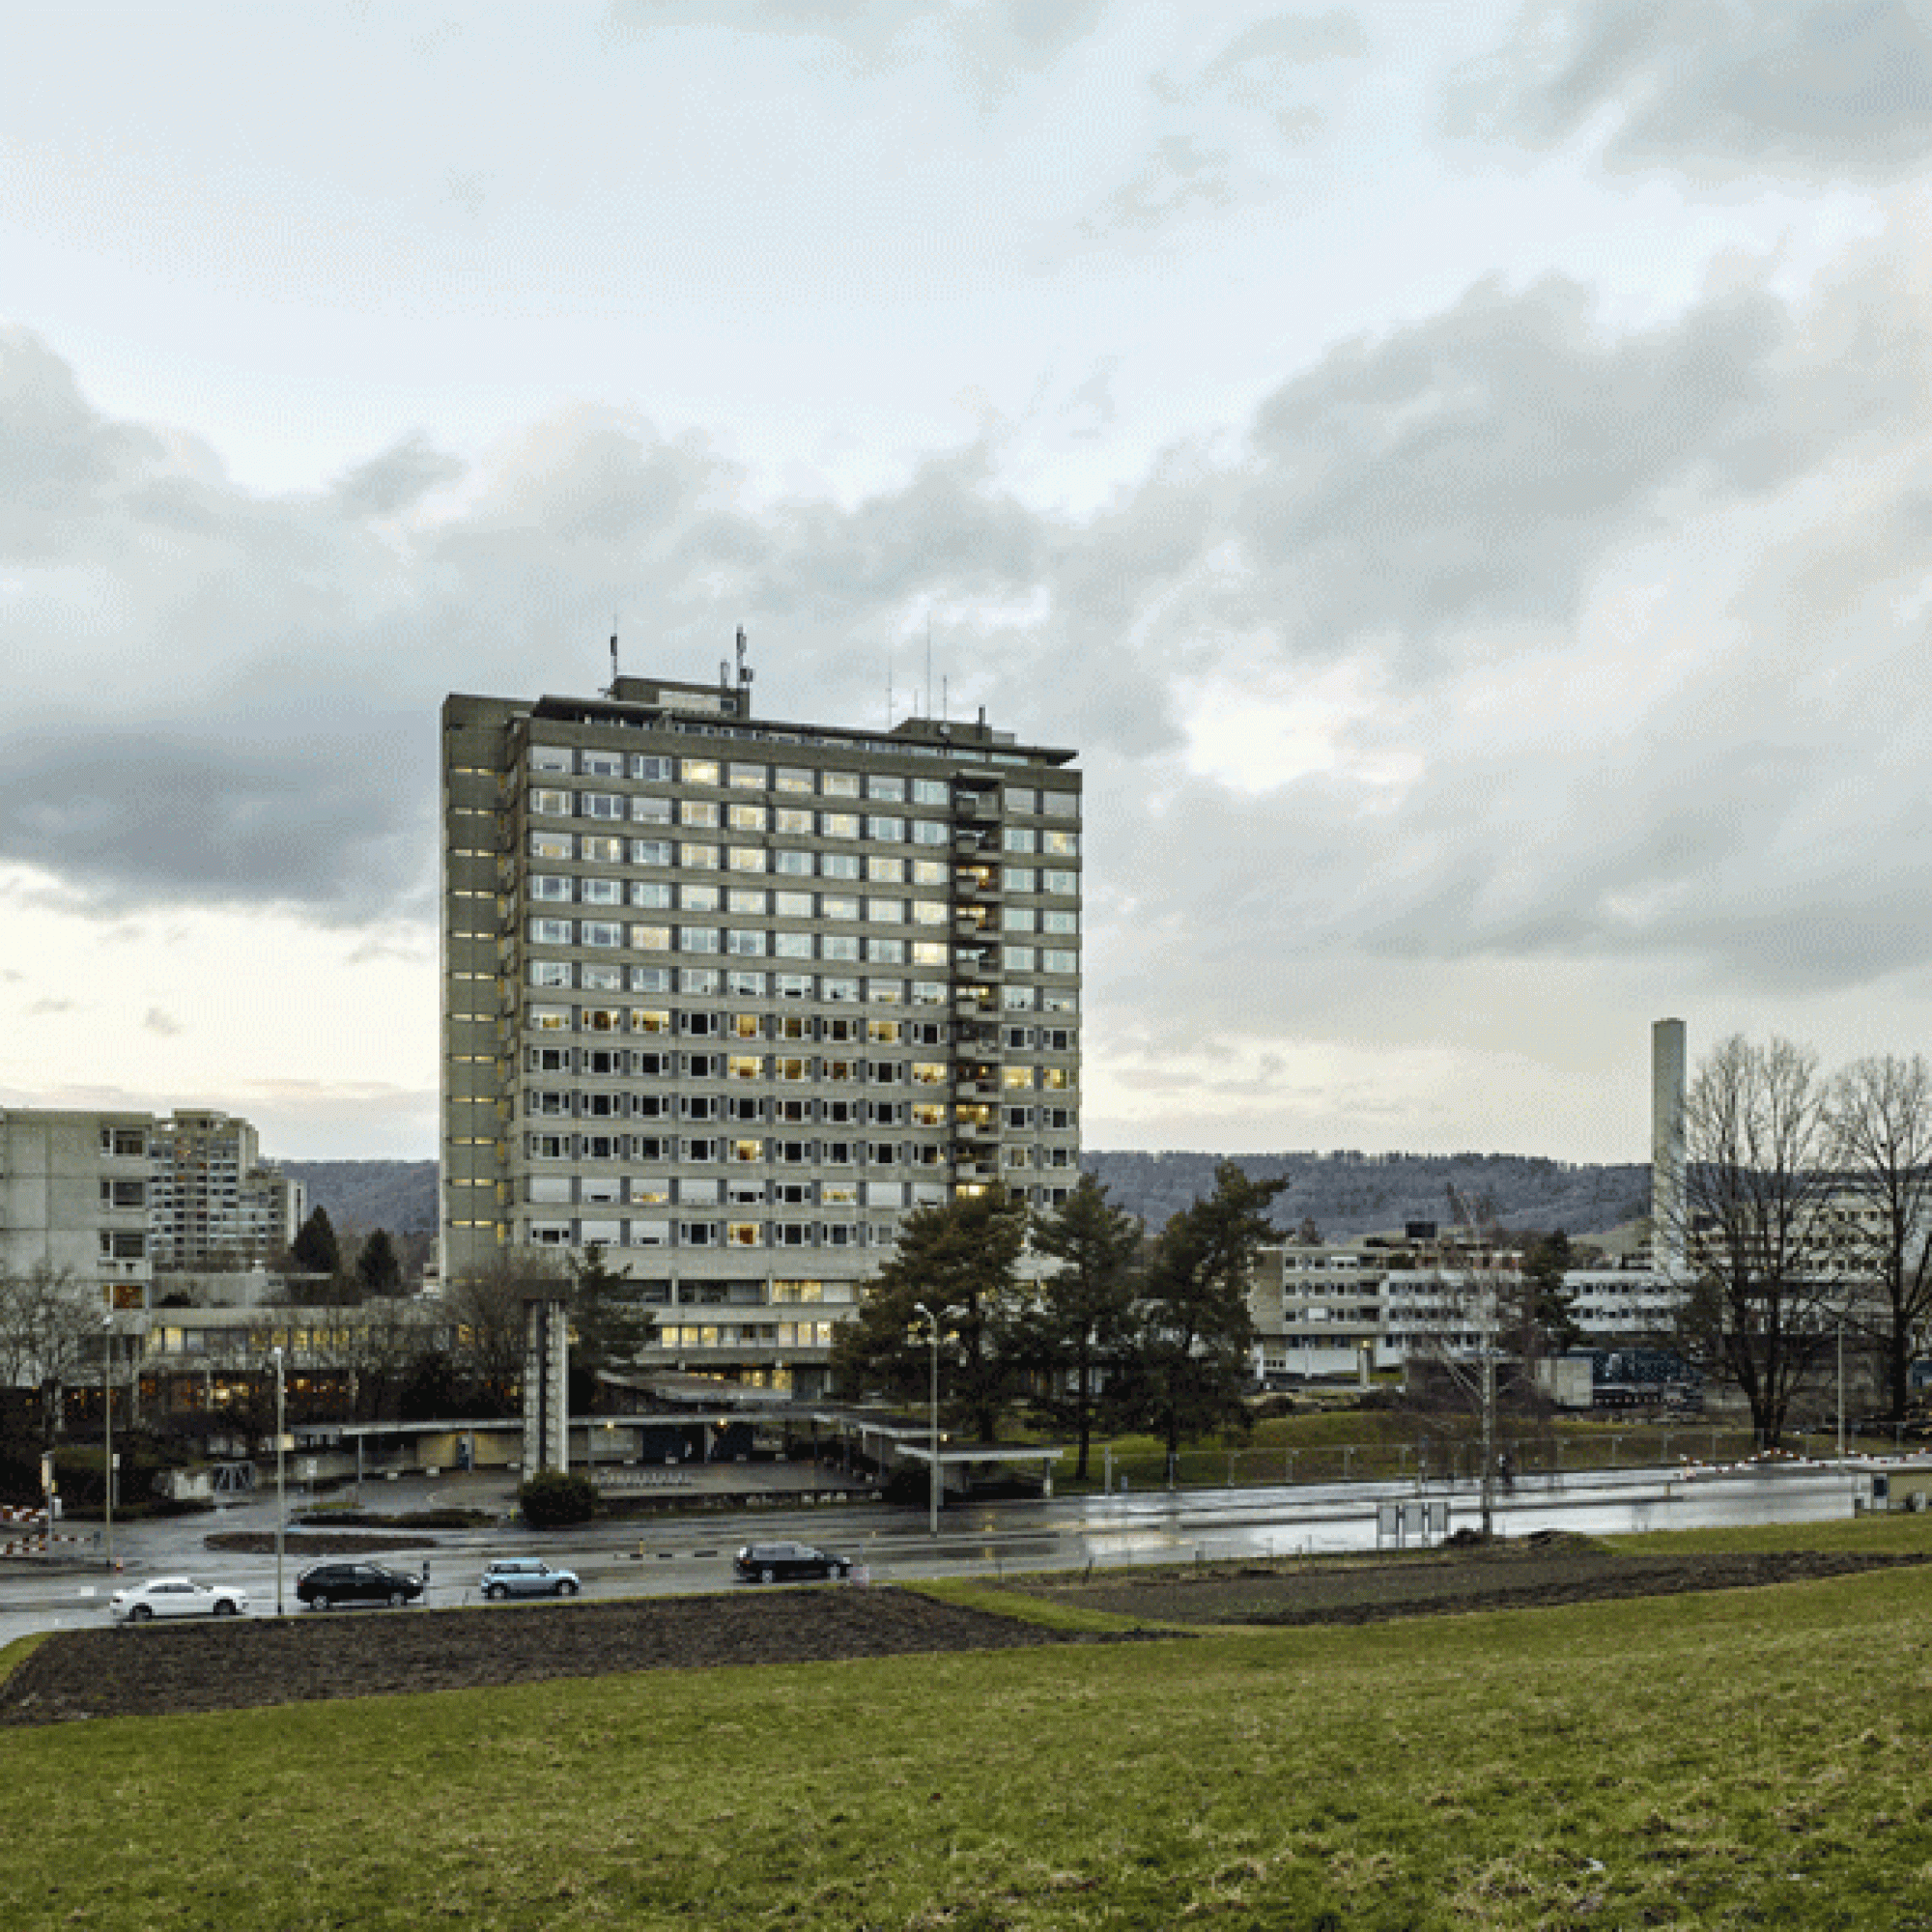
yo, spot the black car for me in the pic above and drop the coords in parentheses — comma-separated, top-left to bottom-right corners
(733, 1541, 852, 1584)
(296, 1561, 425, 1610)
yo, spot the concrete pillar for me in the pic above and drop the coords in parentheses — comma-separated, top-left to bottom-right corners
(1651, 1018, 1687, 1278)
(522, 1296, 570, 1475)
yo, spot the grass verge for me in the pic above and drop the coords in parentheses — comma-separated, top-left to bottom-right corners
(6, 1563, 1932, 1927)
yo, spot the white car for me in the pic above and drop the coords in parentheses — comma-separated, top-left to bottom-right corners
(109, 1576, 248, 1623)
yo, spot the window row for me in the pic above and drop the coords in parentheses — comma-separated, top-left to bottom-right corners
(531, 1176, 920, 1207)
(513, 976, 1079, 1012)
(525, 1057, 1076, 1091)
(526, 928, 1075, 973)
(526, 1016, 949, 1053)
(524, 1133, 1069, 1164)
(531, 880, 962, 920)
(526, 748, 1077, 817)
(525, 1088, 1075, 1121)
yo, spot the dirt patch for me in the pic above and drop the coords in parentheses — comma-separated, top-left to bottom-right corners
(1023, 1538, 1931, 1628)
(0, 1588, 1096, 1727)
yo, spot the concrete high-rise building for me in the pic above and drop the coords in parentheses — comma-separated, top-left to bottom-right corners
(440, 665, 1082, 1396)
(147, 1110, 305, 1270)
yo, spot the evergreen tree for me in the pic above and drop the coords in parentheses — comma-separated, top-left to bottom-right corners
(1026, 1176, 1142, 1479)
(1520, 1229, 1583, 1355)
(566, 1244, 656, 1408)
(355, 1227, 403, 1296)
(1113, 1162, 1285, 1477)
(290, 1206, 342, 1279)
(830, 1190, 1030, 1442)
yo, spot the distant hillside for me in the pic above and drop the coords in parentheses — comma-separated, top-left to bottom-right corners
(284, 1152, 1648, 1249)
(1085, 1151, 1649, 1244)
(283, 1161, 438, 1236)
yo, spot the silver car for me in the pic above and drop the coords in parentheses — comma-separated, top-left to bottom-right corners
(110, 1576, 248, 1622)
(478, 1557, 582, 1601)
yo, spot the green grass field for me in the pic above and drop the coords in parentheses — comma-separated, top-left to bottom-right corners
(6, 1532, 1932, 1929)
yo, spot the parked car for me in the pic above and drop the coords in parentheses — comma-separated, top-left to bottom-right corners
(478, 1557, 581, 1600)
(296, 1561, 425, 1610)
(734, 1541, 852, 1584)
(109, 1577, 247, 1622)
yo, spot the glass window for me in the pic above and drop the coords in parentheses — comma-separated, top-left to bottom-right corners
(728, 761, 766, 789)
(1003, 946, 1037, 971)
(630, 794, 673, 824)
(530, 960, 572, 988)
(680, 883, 721, 912)
(1041, 868, 1077, 895)
(868, 775, 906, 802)
(530, 875, 571, 902)
(632, 838, 673, 867)
(1042, 830, 1079, 856)
(912, 941, 949, 967)
(911, 820, 948, 845)
(631, 880, 673, 909)
(1006, 785, 1037, 813)
(582, 792, 624, 820)
(868, 937, 905, 963)
(582, 750, 624, 778)
(911, 980, 946, 1005)
(630, 924, 672, 952)
(868, 980, 903, 1004)
(912, 900, 948, 926)
(822, 934, 860, 962)
(912, 859, 949, 885)
(631, 965, 672, 992)
(582, 921, 623, 948)
(867, 815, 903, 841)
(726, 929, 767, 956)
(1004, 827, 1037, 853)
(1002, 906, 1035, 931)
(529, 745, 572, 773)
(1041, 790, 1078, 817)
(912, 778, 948, 805)
(682, 758, 721, 785)
(582, 961, 623, 991)
(680, 927, 722, 953)
(821, 811, 861, 839)
(822, 771, 861, 797)
(776, 973, 813, 999)
(682, 968, 723, 994)
(1004, 867, 1036, 893)
(822, 977, 860, 1002)
(821, 894, 861, 922)
(582, 876, 622, 906)
(776, 766, 813, 793)
(727, 803, 767, 832)
(822, 852, 861, 880)
(773, 849, 812, 877)
(867, 897, 904, 923)
(774, 931, 813, 959)
(774, 890, 813, 918)
(682, 799, 721, 829)
(726, 970, 766, 997)
(680, 843, 719, 869)
(727, 888, 768, 914)
(529, 787, 570, 816)
(775, 807, 813, 836)
(529, 831, 573, 860)
(1041, 949, 1078, 975)
(531, 917, 572, 945)
(867, 855, 905, 883)
(632, 753, 673, 781)
(1042, 910, 1078, 934)
(582, 835, 624, 865)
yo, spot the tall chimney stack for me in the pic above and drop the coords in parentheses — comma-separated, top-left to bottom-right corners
(1651, 1018, 1687, 1276)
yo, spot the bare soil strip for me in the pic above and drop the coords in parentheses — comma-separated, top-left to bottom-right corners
(0, 1588, 1082, 1728)
(1022, 1546, 1930, 1628)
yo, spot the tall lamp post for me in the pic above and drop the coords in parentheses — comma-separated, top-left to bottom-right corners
(271, 1345, 286, 1617)
(100, 1312, 113, 1575)
(912, 1303, 963, 1538)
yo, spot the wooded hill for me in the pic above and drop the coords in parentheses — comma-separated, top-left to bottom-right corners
(285, 1151, 1649, 1247)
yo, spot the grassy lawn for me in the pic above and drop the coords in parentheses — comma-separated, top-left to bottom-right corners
(7, 1552, 1932, 1928)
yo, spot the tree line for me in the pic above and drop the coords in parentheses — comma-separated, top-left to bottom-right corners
(1668, 1038, 1932, 1447)
(830, 1163, 1284, 1481)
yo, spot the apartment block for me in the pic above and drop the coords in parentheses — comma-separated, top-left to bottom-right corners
(0, 1107, 304, 1315)
(440, 667, 1082, 1396)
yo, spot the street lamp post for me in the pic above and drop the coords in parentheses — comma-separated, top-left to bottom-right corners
(1837, 1315, 1846, 1461)
(272, 1345, 286, 1617)
(101, 1312, 113, 1576)
(913, 1303, 942, 1536)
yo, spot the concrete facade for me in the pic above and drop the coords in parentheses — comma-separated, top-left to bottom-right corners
(440, 666, 1082, 1396)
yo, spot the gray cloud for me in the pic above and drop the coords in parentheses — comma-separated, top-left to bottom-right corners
(142, 1008, 183, 1036)
(10, 233, 1932, 1035)
(1453, 0, 1932, 180)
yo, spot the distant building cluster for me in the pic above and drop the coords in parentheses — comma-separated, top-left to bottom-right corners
(0, 1106, 305, 1308)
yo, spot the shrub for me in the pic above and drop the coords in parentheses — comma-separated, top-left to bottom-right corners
(519, 1471, 600, 1529)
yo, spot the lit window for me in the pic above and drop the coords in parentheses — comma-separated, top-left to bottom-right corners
(683, 759, 721, 785)
(630, 924, 672, 952)
(680, 843, 719, 869)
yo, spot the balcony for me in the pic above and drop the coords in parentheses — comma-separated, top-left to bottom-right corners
(952, 866, 1001, 900)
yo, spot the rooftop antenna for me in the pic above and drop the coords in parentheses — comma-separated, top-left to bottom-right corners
(604, 618, 619, 697)
(942, 674, 949, 723)
(925, 614, 933, 721)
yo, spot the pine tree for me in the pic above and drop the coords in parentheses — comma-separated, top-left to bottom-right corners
(291, 1207, 342, 1279)
(355, 1228, 403, 1296)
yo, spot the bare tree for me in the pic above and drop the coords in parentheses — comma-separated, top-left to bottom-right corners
(1674, 1035, 1835, 1448)
(1828, 1054, 1932, 1425)
(0, 1263, 102, 1445)
(440, 1248, 565, 1408)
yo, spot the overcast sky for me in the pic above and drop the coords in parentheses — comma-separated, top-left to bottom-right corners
(5, 0, 1932, 1164)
